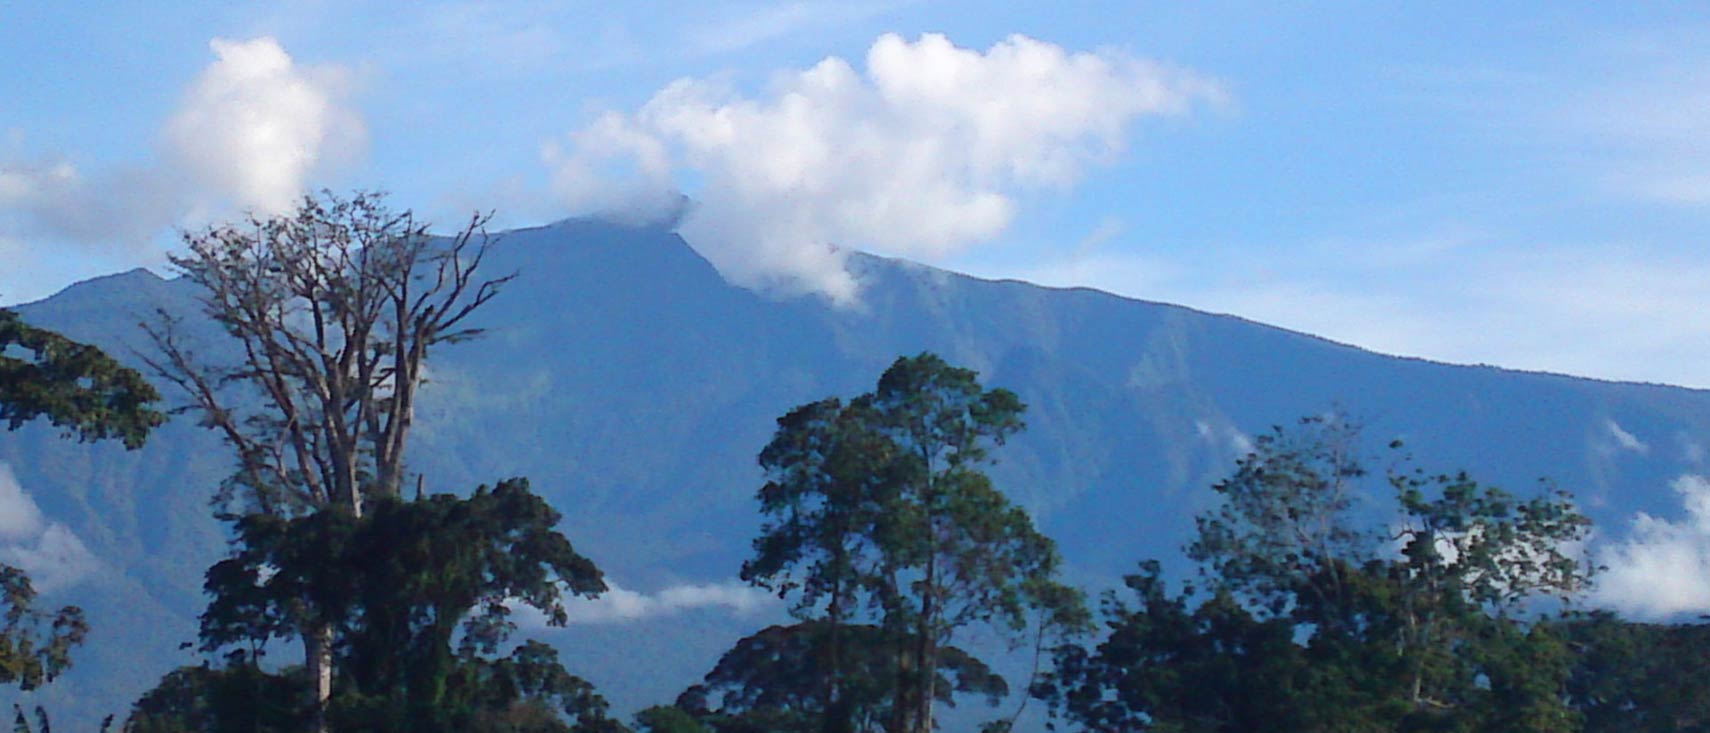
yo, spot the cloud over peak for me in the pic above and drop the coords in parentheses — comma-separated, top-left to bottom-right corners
(549, 32, 1223, 304)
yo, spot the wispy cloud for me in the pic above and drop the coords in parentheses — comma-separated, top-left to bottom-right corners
(1195, 419, 1253, 457)
(0, 146, 180, 250)
(1014, 231, 1710, 388)
(687, 1, 902, 55)
(1570, 40, 1710, 206)
(1604, 420, 1650, 455)
(538, 580, 776, 626)
(547, 32, 1224, 304)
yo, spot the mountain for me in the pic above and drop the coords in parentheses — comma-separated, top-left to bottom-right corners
(4, 218, 1708, 728)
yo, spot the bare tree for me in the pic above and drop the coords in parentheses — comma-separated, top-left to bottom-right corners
(142, 190, 513, 732)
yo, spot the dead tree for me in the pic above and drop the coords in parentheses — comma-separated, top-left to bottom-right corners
(142, 190, 512, 732)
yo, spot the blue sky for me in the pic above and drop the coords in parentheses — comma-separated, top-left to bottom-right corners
(4, 2, 1709, 387)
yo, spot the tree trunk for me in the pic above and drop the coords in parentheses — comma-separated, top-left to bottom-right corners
(888, 642, 913, 733)
(306, 620, 333, 733)
(915, 631, 936, 733)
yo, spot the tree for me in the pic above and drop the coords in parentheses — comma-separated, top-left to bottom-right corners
(141, 190, 514, 730)
(1555, 612, 1710, 733)
(0, 308, 162, 730)
(742, 353, 1087, 733)
(1035, 561, 1308, 733)
(1, 309, 163, 449)
(1042, 416, 1596, 732)
(0, 565, 89, 694)
(674, 622, 1007, 733)
(130, 480, 615, 733)
(633, 705, 712, 733)
(124, 654, 309, 733)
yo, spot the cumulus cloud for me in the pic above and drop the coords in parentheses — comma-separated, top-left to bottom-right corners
(2, 37, 360, 251)
(0, 463, 98, 593)
(525, 580, 775, 627)
(542, 112, 682, 226)
(1593, 474, 1710, 617)
(547, 32, 1223, 304)
(165, 37, 366, 217)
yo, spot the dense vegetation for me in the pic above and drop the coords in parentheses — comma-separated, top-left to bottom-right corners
(1, 302, 164, 729)
(3, 192, 1708, 732)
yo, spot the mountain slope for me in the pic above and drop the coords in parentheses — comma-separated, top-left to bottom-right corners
(4, 218, 1707, 726)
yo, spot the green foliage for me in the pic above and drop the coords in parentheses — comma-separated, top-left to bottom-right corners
(125, 643, 624, 733)
(0, 309, 163, 450)
(332, 641, 624, 733)
(1041, 415, 1595, 733)
(1037, 560, 1308, 733)
(1555, 612, 1710, 732)
(633, 705, 711, 733)
(0, 309, 160, 726)
(11, 704, 112, 733)
(678, 622, 1007, 733)
(124, 654, 309, 733)
(156, 479, 615, 732)
(740, 353, 1086, 733)
(0, 567, 86, 693)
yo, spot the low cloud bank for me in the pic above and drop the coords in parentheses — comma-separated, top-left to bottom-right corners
(1594, 474, 1710, 617)
(0, 462, 98, 593)
(515, 580, 777, 628)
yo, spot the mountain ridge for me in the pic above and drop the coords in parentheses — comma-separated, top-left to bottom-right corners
(4, 217, 1707, 727)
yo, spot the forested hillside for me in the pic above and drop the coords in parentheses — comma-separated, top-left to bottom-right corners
(5, 213, 1710, 730)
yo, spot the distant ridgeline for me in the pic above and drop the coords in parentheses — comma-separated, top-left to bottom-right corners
(5, 216, 1710, 730)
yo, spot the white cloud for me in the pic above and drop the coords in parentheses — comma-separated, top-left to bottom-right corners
(1593, 474, 1710, 618)
(1, 35, 363, 272)
(548, 580, 776, 626)
(0, 464, 47, 541)
(542, 112, 682, 226)
(0, 149, 181, 248)
(0, 463, 98, 593)
(1605, 420, 1650, 454)
(1681, 435, 1707, 465)
(1194, 418, 1254, 456)
(165, 37, 366, 217)
(548, 32, 1223, 304)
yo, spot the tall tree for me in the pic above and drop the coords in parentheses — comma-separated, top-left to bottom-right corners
(1036, 561, 1308, 733)
(674, 622, 1007, 733)
(141, 190, 513, 731)
(131, 480, 614, 733)
(743, 353, 1086, 733)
